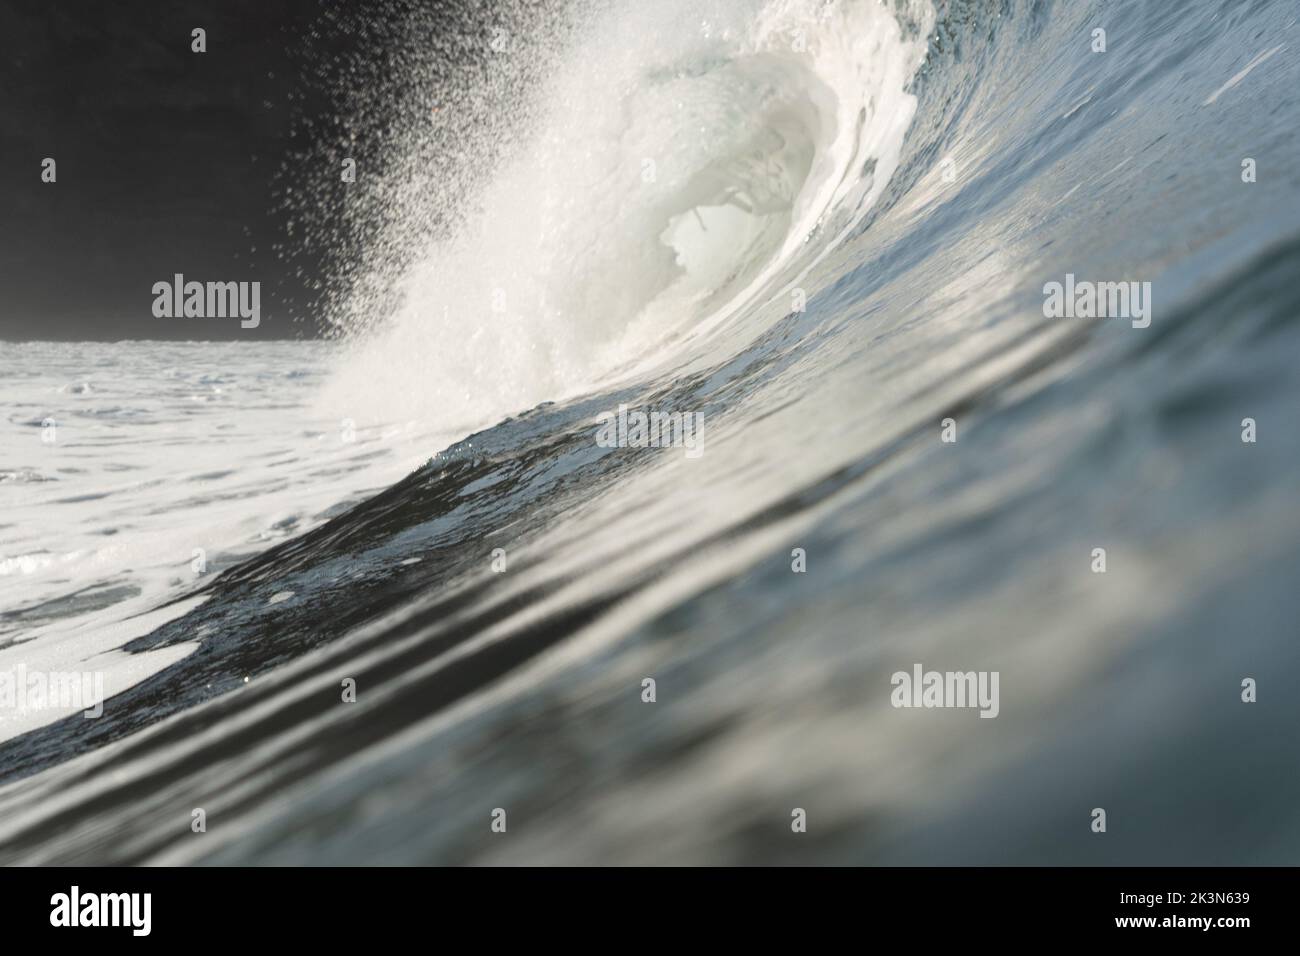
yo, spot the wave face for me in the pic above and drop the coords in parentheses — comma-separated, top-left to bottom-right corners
(3, 0, 1300, 864)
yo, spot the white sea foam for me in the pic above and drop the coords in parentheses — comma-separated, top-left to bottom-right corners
(0, 341, 433, 727)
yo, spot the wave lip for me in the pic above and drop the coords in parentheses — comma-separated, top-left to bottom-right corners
(319, 0, 934, 437)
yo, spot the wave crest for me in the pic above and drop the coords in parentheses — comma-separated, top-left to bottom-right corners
(321, 0, 933, 436)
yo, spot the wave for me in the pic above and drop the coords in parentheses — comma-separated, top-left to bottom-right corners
(3, 0, 1300, 865)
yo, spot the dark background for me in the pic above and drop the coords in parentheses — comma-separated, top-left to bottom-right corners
(0, 0, 385, 341)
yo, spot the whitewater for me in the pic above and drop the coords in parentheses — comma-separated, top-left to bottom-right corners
(1, 0, 1298, 864)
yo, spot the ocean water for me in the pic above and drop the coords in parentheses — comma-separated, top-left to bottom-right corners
(2, 0, 1298, 864)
